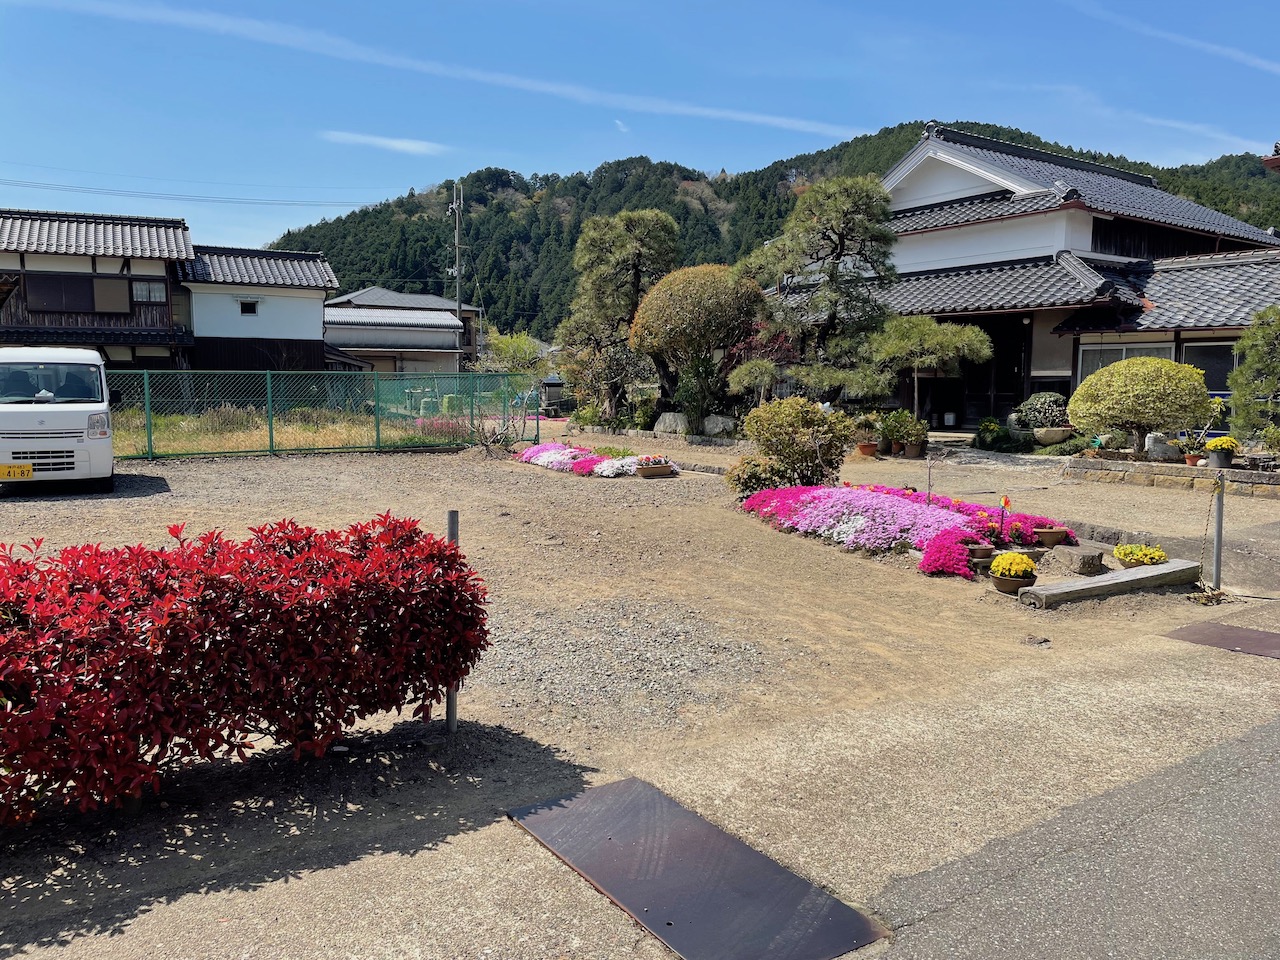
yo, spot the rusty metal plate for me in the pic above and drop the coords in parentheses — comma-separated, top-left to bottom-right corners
(1167, 622, 1280, 659)
(509, 777, 884, 960)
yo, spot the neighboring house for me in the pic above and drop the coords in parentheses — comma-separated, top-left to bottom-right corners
(323, 286, 479, 373)
(787, 124, 1280, 426)
(175, 245, 338, 369)
(1264, 142, 1280, 174)
(0, 208, 340, 370)
(0, 208, 195, 368)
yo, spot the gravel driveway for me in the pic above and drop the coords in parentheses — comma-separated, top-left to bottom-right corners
(3, 447, 1278, 959)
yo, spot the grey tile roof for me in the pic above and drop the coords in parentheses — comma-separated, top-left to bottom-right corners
(1084, 249, 1280, 331)
(883, 252, 1114, 316)
(891, 190, 1062, 233)
(324, 305, 463, 329)
(0, 208, 193, 259)
(325, 286, 478, 311)
(178, 245, 338, 289)
(926, 126, 1280, 247)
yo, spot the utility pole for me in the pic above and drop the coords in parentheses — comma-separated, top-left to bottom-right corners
(449, 182, 467, 366)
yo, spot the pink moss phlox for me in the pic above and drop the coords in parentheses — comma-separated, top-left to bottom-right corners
(517, 442, 571, 463)
(571, 455, 609, 476)
(918, 526, 984, 580)
(853, 484, 1076, 547)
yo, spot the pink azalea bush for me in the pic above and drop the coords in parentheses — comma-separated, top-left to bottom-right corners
(742, 484, 1073, 580)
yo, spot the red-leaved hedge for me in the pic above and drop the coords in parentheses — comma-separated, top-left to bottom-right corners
(0, 514, 488, 825)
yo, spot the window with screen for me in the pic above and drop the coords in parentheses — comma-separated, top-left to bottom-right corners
(1078, 343, 1173, 380)
(1181, 343, 1236, 393)
(131, 280, 167, 303)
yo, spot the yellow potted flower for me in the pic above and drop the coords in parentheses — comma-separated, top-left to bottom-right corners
(989, 552, 1037, 594)
(1205, 436, 1241, 469)
(1113, 544, 1168, 569)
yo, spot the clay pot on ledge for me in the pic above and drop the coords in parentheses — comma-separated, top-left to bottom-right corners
(967, 543, 995, 560)
(856, 441, 879, 457)
(1033, 527, 1070, 548)
(1183, 453, 1204, 466)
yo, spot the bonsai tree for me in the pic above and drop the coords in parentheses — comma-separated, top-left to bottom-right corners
(1067, 357, 1213, 452)
(1228, 305, 1280, 439)
(868, 314, 993, 417)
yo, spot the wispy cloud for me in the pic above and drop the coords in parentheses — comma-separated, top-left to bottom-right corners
(10, 0, 857, 139)
(320, 130, 446, 156)
(1011, 83, 1269, 156)
(1068, 2, 1280, 77)
(614, 120, 630, 134)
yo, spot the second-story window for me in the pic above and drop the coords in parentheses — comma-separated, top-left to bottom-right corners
(131, 280, 167, 303)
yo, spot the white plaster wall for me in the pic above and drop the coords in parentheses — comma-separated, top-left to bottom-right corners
(893, 213, 1071, 272)
(0, 253, 18, 270)
(96, 257, 125, 274)
(130, 259, 167, 277)
(187, 284, 324, 340)
(890, 156, 1002, 209)
(402, 354, 459, 373)
(24, 254, 93, 273)
(1062, 210, 1095, 253)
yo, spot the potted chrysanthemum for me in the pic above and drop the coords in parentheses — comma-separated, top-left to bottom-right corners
(989, 552, 1037, 594)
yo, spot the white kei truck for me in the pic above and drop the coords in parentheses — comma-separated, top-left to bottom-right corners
(0, 346, 116, 493)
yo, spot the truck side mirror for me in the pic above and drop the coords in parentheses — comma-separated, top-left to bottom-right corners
(109, 388, 121, 405)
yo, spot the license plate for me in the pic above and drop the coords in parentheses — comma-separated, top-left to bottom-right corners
(1, 464, 33, 480)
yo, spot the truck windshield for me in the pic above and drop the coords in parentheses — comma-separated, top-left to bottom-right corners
(0, 362, 104, 403)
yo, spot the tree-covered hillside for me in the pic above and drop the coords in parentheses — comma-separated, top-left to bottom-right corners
(271, 121, 1280, 340)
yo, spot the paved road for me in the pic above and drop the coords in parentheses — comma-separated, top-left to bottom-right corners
(872, 717, 1280, 959)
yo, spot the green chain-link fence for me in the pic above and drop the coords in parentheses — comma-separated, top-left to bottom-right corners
(107, 370, 540, 458)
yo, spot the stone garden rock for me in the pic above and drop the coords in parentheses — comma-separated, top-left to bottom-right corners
(701, 415, 736, 437)
(1145, 432, 1183, 462)
(654, 412, 691, 435)
(1051, 544, 1105, 575)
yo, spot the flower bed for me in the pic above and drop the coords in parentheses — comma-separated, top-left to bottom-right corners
(741, 484, 1075, 580)
(515, 443, 678, 478)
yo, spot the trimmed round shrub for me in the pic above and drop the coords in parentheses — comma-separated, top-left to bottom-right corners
(1068, 357, 1212, 452)
(726, 397, 855, 496)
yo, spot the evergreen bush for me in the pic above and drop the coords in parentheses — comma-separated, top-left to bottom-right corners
(1068, 357, 1212, 452)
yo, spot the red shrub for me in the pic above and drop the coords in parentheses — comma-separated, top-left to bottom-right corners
(0, 514, 488, 824)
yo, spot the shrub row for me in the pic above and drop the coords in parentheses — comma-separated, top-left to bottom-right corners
(0, 514, 488, 824)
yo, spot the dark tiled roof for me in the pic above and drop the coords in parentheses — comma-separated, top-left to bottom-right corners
(325, 286, 478, 311)
(1086, 249, 1280, 331)
(178, 245, 338, 289)
(0, 208, 193, 259)
(925, 126, 1279, 247)
(884, 252, 1114, 316)
(891, 190, 1062, 233)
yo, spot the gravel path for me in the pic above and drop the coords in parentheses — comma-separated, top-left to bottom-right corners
(2, 446, 1278, 959)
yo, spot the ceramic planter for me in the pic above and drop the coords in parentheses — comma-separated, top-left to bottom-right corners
(1207, 450, 1234, 469)
(903, 442, 926, 458)
(1184, 454, 1204, 466)
(891, 441, 905, 455)
(856, 442, 878, 457)
(991, 574, 1036, 595)
(635, 463, 674, 478)
(967, 544, 994, 560)
(1033, 427, 1074, 446)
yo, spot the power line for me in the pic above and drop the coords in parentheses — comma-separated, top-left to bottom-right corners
(0, 177, 380, 207)
(0, 158, 399, 192)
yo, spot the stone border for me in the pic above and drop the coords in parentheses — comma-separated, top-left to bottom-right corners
(566, 424, 752, 449)
(1064, 457, 1280, 499)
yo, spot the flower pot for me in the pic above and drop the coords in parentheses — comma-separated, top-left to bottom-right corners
(635, 463, 674, 478)
(991, 574, 1036, 595)
(1033, 427, 1074, 446)
(1119, 558, 1149, 569)
(856, 442, 879, 457)
(891, 441, 905, 455)
(1184, 454, 1203, 466)
(903, 442, 925, 458)
(967, 544, 994, 560)
(1207, 451, 1234, 470)
(1033, 527, 1069, 548)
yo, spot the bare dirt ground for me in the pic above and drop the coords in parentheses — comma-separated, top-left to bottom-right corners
(2, 442, 1279, 960)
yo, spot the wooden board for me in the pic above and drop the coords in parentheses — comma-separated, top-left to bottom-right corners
(1018, 559, 1201, 609)
(510, 778, 885, 960)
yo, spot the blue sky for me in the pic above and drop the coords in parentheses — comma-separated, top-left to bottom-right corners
(0, 0, 1275, 248)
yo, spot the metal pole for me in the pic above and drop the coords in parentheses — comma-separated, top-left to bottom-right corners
(142, 369, 154, 460)
(265, 370, 274, 454)
(1212, 472, 1225, 591)
(372, 370, 381, 450)
(446, 509, 460, 733)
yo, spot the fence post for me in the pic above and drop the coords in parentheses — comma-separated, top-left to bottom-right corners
(1212, 472, 1225, 591)
(142, 369, 154, 460)
(373, 371, 381, 450)
(265, 370, 274, 454)
(469, 374, 476, 436)
(446, 509, 460, 734)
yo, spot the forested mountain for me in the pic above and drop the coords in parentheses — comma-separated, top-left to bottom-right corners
(271, 121, 1280, 340)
